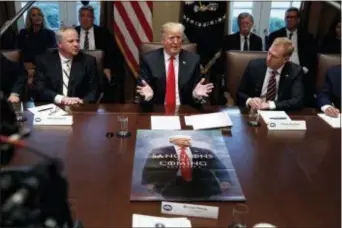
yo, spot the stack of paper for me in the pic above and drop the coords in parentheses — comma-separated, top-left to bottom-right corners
(184, 112, 232, 130)
(28, 104, 68, 117)
(132, 214, 191, 227)
(317, 113, 341, 128)
(151, 116, 181, 130)
(257, 110, 291, 124)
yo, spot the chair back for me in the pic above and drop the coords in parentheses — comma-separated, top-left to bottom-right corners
(82, 49, 104, 73)
(316, 54, 341, 90)
(225, 51, 267, 102)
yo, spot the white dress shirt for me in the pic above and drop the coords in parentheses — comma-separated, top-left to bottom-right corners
(246, 65, 284, 110)
(286, 29, 308, 73)
(54, 53, 73, 104)
(80, 26, 96, 50)
(164, 50, 180, 105)
(174, 145, 192, 176)
(240, 33, 250, 51)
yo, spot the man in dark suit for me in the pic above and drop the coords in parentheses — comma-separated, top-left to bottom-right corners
(33, 27, 99, 105)
(317, 65, 341, 118)
(267, 7, 316, 106)
(0, 52, 27, 103)
(223, 12, 262, 51)
(237, 37, 304, 111)
(141, 135, 231, 199)
(75, 5, 124, 103)
(136, 22, 214, 108)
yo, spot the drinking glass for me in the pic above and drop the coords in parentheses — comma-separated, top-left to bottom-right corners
(116, 116, 130, 138)
(228, 204, 249, 228)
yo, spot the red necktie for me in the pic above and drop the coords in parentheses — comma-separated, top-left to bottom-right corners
(266, 70, 277, 101)
(165, 56, 176, 106)
(180, 147, 192, 182)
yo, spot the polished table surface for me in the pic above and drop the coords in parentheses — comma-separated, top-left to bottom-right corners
(7, 104, 341, 227)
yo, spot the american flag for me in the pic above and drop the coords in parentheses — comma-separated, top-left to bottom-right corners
(113, 1, 153, 77)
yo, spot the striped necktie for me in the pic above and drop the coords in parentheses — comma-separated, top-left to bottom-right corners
(84, 30, 89, 50)
(62, 60, 71, 96)
(266, 70, 278, 101)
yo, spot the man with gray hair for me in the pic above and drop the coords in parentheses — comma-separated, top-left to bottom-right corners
(223, 12, 262, 51)
(33, 27, 99, 104)
(136, 22, 214, 108)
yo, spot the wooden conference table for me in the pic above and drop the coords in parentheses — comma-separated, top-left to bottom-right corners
(7, 103, 341, 227)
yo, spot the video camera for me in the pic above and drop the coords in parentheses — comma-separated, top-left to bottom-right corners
(0, 93, 82, 228)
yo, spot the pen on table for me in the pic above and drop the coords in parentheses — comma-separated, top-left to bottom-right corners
(269, 117, 287, 120)
(38, 107, 53, 112)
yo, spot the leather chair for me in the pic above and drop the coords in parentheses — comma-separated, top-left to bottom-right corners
(139, 42, 197, 55)
(316, 54, 341, 91)
(225, 51, 267, 103)
(1, 49, 21, 62)
(83, 50, 105, 103)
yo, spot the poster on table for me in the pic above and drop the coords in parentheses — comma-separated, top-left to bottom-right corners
(130, 130, 245, 201)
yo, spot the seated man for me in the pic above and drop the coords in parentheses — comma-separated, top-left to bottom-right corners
(136, 22, 214, 108)
(317, 65, 341, 118)
(0, 52, 27, 103)
(33, 27, 99, 105)
(237, 37, 304, 110)
(222, 12, 262, 52)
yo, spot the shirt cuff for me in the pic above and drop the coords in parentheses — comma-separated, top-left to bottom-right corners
(246, 98, 252, 107)
(321, 104, 332, 112)
(302, 66, 309, 74)
(54, 95, 64, 104)
(192, 90, 203, 100)
(10, 93, 20, 97)
(268, 101, 276, 110)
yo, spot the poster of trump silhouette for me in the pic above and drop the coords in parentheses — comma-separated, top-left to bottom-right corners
(130, 130, 245, 201)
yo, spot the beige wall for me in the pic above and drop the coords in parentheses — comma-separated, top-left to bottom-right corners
(152, 1, 181, 41)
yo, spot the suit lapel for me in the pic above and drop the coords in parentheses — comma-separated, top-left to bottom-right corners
(178, 50, 191, 91)
(52, 51, 63, 94)
(278, 62, 290, 99)
(234, 32, 241, 50)
(93, 25, 100, 49)
(256, 60, 268, 95)
(67, 54, 82, 96)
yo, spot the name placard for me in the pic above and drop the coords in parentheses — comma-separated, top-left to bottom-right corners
(267, 120, 306, 131)
(33, 115, 73, 126)
(161, 201, 219, 219)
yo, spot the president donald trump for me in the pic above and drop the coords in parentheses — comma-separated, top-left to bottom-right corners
(141, 135, 231, 199)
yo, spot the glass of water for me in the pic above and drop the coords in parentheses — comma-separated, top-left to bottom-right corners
(116, 116, 130, 138)
(12, 102, 25, 122)
(228, 204, 249, 228)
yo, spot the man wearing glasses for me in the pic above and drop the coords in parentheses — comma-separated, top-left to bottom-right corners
(267, 7, 316, 107)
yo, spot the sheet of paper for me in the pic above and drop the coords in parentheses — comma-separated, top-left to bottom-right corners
(28, 104, 68, 117)
(185, 112, 232, 130)
(151, 116, 181, 130)
(258, 110, 291, 124)
(317, 113, 341, 128)
(132, 214, 191, 228)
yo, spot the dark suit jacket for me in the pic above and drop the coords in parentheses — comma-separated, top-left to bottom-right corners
(75, 25, 122, 73)
(33, 50, 99, 103)
(138, 48, 203, 106)
(141, 146, 231, 198)
(222, 32, 263, 51)
(317, 66, 341, 109)
(267, 27, 316, 73)
(237, 58, 304, 110)
(0, 53, 27, 99)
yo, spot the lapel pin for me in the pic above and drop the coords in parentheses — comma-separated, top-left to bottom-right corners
(285, 74, 289, 78)
(182, 61, 186, 64)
